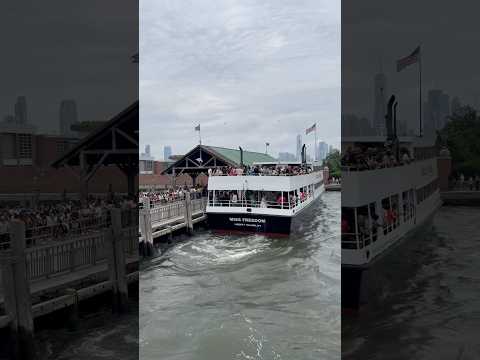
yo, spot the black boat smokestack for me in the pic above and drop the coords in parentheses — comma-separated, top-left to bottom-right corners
(393, 101, 398, 139)
(239, 146, 244, 167)
(386, 95, 396, 141)
(393, 101, 400, 160)
(301, 144, 306, 164)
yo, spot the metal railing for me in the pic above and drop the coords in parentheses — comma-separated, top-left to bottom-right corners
(207, 196, 313, 210)
(210, 172, 313, 177)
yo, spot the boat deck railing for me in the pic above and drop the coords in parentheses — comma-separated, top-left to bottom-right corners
(208, 196, 313, 210)
(210, 173, 314, 177)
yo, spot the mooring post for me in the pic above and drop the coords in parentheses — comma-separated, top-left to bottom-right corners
(185, 191, 193, 235)
(65, 288, 79, 331)
(106, 208, 129, 313)
(142, 198, 153, 256)
(1, 220, 35, 360)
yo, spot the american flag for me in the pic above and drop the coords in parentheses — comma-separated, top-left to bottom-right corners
(305, 123, 316, 135)
(397, 46, 420, 72)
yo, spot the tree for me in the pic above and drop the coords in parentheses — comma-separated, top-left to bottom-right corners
(439, 106, 480, 176)
(323, 149, 341, 178)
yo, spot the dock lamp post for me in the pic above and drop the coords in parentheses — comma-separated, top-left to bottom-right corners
(265, 142, 270, 155)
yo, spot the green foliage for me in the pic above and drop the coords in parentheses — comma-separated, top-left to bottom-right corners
(439, 106, 480, 176)
(323, 149, 341, 178)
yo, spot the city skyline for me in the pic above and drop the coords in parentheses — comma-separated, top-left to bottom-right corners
(343, 0, 480, 134)
(0, 1, 138, 135)
(140, 0, 340, 159)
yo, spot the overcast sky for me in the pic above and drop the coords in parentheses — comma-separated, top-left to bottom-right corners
(140, 0, 340, 160)
(0, 1, 138, 134)
(343, 0, 480, 132)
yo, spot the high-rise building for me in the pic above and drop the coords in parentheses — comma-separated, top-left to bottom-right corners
(59, 100, 79, 137)
(278, 152, 296, 162)
(296, 134, 302, 161)
(140, 144, 155, 174)
(164, 145, 172, 161)
(14, 96, 28, 124)
(424, 89, 450, 137)
(3, 115, 14, 123)
(373, 72, 387, 135)
(317, 141, 329, 161)
(451, 96, 462, 116)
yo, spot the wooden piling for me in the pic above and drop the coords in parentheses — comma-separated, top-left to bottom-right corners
(1, 220, 35, 360)
(106, 209, 129, 313)
(141, 198, 154, 256)
(65, 288, 79, 331)
(185, 192, 194, 235)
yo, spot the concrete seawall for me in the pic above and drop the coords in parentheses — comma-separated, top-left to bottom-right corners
(441, 191, 480, 206)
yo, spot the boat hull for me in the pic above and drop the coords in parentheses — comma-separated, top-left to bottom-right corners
(207, 212, 292, 235)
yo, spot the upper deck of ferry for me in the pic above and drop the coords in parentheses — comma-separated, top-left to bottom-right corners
(341, 136, 437, 171)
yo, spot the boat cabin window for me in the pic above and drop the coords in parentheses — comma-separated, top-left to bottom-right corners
(402, 189, 415, 222)
(416, 178, 439, 204)
(341, 207, 358, 249)
(342, 202, 380, 250)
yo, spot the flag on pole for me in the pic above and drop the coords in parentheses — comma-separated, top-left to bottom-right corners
(305, 123, 316, 135)
(195, 124, 200, 131)
(397, 46, 421, 72)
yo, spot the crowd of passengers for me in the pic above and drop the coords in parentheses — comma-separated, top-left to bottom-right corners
(0, 195, 137, 247)
(342, 144, 413, 170)
(212, 189, 313, 208)
(342, 206, 401, 242)
(140, 185, 206, 206)
(208, 164, 313, 176)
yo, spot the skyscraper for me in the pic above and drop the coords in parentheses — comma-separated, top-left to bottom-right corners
(424, 89, 450, 137)
(164, 145, 172, 161)
(317, 141, 329, 161)
(145, 144, 151, 156)
(59, 99, 79, 137)
(14, 96, 28, 124)
(451, 96, 461, 116)
(373, 72, 387, 135)
(296, 134, 302, 161)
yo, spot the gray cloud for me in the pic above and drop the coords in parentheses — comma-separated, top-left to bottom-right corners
(0, 1, 138, 134)
(140, 0, 340, 160)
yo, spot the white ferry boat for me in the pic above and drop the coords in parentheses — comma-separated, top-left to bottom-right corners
(341, 135, 442, 308)
(206, 161, 325, 235)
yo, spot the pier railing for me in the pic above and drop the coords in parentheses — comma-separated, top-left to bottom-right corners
(1, 208, 138, 281)
(139, 196, 208, 245)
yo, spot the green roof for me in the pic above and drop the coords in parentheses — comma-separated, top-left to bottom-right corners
(205, 145, 276, 166)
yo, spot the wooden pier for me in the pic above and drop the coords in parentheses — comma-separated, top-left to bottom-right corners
(139, 196, 207, 255)
(0, 209, 138, 359)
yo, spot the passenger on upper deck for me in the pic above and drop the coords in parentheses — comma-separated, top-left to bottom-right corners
(342, 144, 413, 171)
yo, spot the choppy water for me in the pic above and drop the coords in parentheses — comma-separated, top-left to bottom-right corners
(33, 298, 139, 360)
(140, 192, 340, 360)
(342, 206, 480, 359)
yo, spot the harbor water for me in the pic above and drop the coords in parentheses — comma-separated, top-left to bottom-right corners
(140, 192, 340, 360)
(342, 206, 480, 359)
